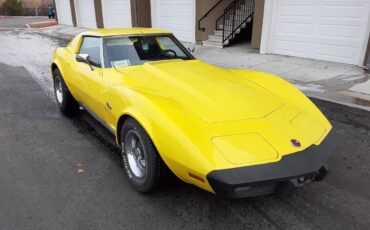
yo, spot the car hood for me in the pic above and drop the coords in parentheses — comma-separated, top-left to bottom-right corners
(125, 60, 285, 123)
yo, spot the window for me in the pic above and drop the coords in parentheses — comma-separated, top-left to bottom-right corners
(103, 35, 194, 68)
(79, 37, 101, 67)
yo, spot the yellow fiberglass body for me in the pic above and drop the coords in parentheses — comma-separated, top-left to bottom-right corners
(51, 29, 335, 198)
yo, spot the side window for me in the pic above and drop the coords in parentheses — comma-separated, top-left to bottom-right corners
(79, 37, 101, 67)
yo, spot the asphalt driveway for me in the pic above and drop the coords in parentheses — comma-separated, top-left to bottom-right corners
(0, 16, 54, 29)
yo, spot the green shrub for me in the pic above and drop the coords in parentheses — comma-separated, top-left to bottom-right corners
(3, 0, 22, 16)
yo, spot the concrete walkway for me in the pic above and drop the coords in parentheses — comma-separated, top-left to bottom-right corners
(36, 25, 370, 111)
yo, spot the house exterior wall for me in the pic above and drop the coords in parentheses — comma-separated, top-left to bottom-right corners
(196, 0, 233, 41)
(94, 0, 103, 28)
(57, 0, 149, 29)
(251, 0, 264, 49)
(69, 0, 77, 26)
(131, 0, 151, 27)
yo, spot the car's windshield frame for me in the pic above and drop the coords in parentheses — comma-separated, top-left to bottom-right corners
(101, 33, 195, 68)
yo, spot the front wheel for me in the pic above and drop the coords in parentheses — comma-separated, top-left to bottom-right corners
(53, 68, 79, 116)
(121, 118, 163, 193)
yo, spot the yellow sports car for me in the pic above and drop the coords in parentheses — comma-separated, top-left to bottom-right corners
(51, 28, 335, 198)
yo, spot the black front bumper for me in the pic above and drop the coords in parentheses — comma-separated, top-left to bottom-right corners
(207, 132, 336, 198)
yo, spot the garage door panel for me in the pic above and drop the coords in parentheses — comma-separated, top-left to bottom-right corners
(277, 22, 311, 35)
(319, 24, 361, 38)
(55, 0, 73, 25)
(316, 43, 356, 59)
(279, 5, 314, 17)
(320, 5, 365, 18)
(102, 0, 131, 28)
(154, 0, 195, 42)
(76, 0, 97, 28)
(269, 0, 370, 65)
(275, 40, 308, 54)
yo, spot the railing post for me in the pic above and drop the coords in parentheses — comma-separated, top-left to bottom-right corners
(232, 2, 236, 40)
(222, 10, 226, 43)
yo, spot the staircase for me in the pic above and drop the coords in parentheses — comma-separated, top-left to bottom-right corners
(199, 0, 255, 48)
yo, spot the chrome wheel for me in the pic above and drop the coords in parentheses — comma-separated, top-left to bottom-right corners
(125, 130, 146, 179)
(54, 76, 63, 104)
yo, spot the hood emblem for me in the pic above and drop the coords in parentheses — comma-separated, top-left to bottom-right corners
(290, 139, 301, 148)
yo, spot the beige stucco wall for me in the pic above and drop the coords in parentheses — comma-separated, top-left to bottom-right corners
(251, 0, 264, 49)
(196, 0, 234, 41)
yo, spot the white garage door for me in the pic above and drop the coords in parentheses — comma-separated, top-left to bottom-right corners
(75, 0, 97, 28)
(55, 0, 73, 25)
(266, 0, 370, 65)
(151, 0, 195, 42)
(102, 0, 132, 28)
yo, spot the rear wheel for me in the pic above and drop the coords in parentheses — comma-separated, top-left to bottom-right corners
(53, 68, 79, 116)
(121, 118, 163, 193)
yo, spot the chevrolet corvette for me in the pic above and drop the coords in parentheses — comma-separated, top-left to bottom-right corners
(51, 28, 335, 198)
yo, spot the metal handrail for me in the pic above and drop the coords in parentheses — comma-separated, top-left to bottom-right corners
(219, 0, 255, 44)
(198, 0, 225, 32)
(223, 12, 254, 43)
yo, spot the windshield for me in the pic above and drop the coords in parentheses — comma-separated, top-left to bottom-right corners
(103, 35, 194, 68)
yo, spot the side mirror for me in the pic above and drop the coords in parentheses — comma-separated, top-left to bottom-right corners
(76, 54, 94, 71)
(187, 45, 195, 53)
(76, 54, 89, 63)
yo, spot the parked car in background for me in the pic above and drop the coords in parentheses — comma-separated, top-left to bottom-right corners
(48, 5, 55, 19)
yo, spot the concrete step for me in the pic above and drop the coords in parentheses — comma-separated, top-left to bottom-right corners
(203, 37, 229, 48)
(208, 35, 223, 42)
(213, 30, 223, 36)
(202, 40, 224, 48)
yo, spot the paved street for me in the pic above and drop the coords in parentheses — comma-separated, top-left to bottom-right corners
(0, 29, 370, 230)
(0, 16, 54, 29)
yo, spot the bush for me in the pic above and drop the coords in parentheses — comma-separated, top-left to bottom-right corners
(3, 0, 22, 16)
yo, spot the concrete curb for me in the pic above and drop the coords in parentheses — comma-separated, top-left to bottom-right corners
(26, 21, 58, 28)
(306, 93, 370, 112)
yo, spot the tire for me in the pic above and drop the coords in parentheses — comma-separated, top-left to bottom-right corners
(53, 68, 79, 116)
(121, 118, 163, 193)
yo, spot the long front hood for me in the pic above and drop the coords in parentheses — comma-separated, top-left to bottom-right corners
(126, 60, 285, 123)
